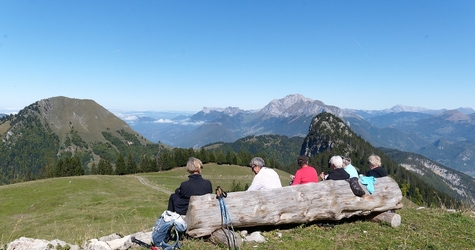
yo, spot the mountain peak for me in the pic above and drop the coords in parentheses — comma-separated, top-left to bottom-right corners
(258, 94, 327, 118)
(300, 112, 356, 157)
(388, 105, 429, 113)
(257, 94, 359, 120)
(439, 109, 471, 122)
(35, 96, 141, 144)
(201, 106, 245, 116)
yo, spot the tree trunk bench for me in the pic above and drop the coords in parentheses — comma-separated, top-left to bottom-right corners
(185, 176, 403, 237)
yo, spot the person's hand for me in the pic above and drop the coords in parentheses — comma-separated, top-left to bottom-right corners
(320, 172, 325, 180)
(290, 175, 295, 180)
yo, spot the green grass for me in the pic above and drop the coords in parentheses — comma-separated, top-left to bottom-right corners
(1, 164, 475, 249)
(0, 175, 168, 246)
(0, 164, 263, 246)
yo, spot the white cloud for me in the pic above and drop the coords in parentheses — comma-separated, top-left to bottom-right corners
(154, 119, 175, 124)
(153, 118, 205, 126)
(180, 120, 205, 126)
(114, 113, 138, 121)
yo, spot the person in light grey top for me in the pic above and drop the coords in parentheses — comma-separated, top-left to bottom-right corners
(342, 156, 359, 178)
(247, 157, 282, 191)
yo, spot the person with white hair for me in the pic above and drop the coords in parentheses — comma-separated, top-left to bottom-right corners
(247, 157, 282, 191)
(320, 155, 350, 181)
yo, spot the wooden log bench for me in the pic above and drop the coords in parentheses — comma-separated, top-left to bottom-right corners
(185, 176, 403, 237)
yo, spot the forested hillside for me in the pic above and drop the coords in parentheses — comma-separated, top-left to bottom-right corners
(299, 112, 464, 208)
(203, 135, 305, 168)
(380, 148, 475, 204)
(0, 98, 165, 184)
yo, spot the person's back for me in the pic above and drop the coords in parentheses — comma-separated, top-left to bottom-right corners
(322, 155, 350, 181)
(247, 157, 282, 191)
(291, 155, 318, 185)
(248, 167, 282, 190)
(167, 157, 212, 215)
(326, 168, 350, 180)
(292, 166, 318, 185)
(342, 156, 359, 178)
(365, 167, 387, 178)
(344, 164, 359, 178)
(178, 174, 212, 200)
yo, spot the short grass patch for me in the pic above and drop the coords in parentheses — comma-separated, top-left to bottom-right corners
(0, 175, 167, 245)
(1, 164, 474, 249)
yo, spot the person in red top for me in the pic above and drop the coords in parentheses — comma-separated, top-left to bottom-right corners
(290, 155, 319, 185)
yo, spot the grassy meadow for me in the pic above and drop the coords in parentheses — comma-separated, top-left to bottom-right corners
(1, 164, 475, 249)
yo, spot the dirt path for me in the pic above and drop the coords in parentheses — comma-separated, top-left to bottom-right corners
(135, 176, 173, 195)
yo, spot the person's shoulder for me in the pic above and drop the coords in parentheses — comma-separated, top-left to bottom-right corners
(265, 167, 278, 172)
(377, 167, 388, 175)
(341, 168, 350, 174)
(336, 168, 350, 177)
(366, 167, 387, 177)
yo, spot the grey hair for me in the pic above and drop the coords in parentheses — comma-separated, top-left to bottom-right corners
(249, 157, 265, 168)
(342, 156, 351, 166)
(368, 154, 381, 168)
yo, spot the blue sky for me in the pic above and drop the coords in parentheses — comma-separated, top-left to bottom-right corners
(1, 1, 474, 114)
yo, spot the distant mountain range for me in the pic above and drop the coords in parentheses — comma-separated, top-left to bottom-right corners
(115, 94, 475, 177)
(1, 96, 474, 206)
(206, 112, 474, 205)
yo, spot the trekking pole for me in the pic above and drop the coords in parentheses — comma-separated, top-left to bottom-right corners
(216, 186, 239, 250)
(131, 236, 159, 250)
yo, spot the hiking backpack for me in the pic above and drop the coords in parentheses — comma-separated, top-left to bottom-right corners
(348, 177, 365, 197)
(152, 210, 188, 250)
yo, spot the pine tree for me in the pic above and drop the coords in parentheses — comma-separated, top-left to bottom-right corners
(126, 154, 137, 174)
(90, 163, 98, 175)
(115, 153, 126, 175)
(70, 156, 84, 176)
(98, 158, 113, 175)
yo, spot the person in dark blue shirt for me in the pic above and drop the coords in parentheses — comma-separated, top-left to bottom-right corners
(167, 157, 212, 215)
(365, 154, 388, 178)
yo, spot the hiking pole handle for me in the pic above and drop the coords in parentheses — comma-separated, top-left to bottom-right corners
(215, 186, 227, 199)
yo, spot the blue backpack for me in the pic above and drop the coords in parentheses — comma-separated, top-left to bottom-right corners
(152, 210, 188, 250)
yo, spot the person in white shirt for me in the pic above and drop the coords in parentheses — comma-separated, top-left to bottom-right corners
(247, 157, 282, 191)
